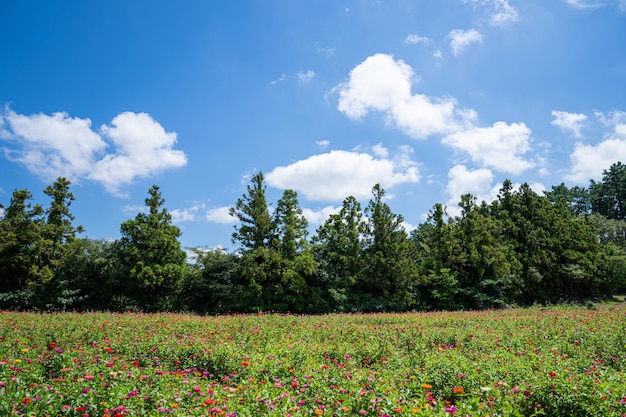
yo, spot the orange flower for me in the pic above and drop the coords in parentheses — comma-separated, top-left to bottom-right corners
(452, 386, 465, 394)
(421, 383, 432, 389)
(241, 361, 251, 367)
(21, 397, 32, 404)
(314, 410, 324, 415)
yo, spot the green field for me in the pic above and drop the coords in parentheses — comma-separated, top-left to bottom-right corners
(1, 305, 626, 416)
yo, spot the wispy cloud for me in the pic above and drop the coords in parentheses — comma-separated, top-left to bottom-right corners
(271, 73, 288, 85)
(462, 0, 519, 26)
(317, 46, 336, 57)
(404, 34, 430, 45)
(563, 0, 604, 10)
(316, 140, 330, 149)
(297, 70, 316, 84)
(447, 29, 483, 55)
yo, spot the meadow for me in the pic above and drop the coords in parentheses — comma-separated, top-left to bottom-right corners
(1, 305, 626, 416)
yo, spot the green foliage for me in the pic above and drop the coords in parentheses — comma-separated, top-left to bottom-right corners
(590, 161, 626, 220)
(116, 185, 186, 310)
(229, 172, 274, 250)
(178, 248, 241, 314)
(361, 184, 419, 311)
(0, 189, 45, 294)
(4, 161, 626, 313)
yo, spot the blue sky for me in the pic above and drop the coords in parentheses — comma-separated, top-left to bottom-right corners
(1, 0, 626, 251)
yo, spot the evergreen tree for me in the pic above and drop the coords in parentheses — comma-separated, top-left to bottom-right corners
(116, 185, 186, 310)
(38, 177, 85, 309)
(361, 184, 419, 311)
(312, 196, 366, 311)
(229, 172, 280, 311)
(272, 189, 317, 312)
(179, 248, 241, 314)
(411, 203, 460, 310)
(230, 172, 274, 250)
(451, 194, 521, 308)
(0, 189, 44, 307)
(590, 161, 626, 220)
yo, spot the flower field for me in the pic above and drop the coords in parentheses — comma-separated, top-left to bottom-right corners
(1, 305, 626, 417)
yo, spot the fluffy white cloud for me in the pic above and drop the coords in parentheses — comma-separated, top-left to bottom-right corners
(446, 164, 495, 202)
(335, 54, 475, 139)
(566, 139, 626, 183)
(302, 205, 340, 225)
(206, 206, 236, 224)
(1, 109, 187, 196)
(2, 110, 106, 181)
(566, 114, 626, 183)
(551, 110, 587, 137)
(265, 146, 419, 202)
(90, 112, 187, 195)
(171, 208, 196, 223)
(447, 29, 483, 55)
(444, 165, 545, 217)
(445, 165, 498, 216)
(442, 121, 534, 174)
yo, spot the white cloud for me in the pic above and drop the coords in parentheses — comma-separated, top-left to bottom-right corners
(462, 0, 519, 26)
(564, 0, 604, 10)
(445, 165, 497, 216)
(404, 34, 430, 45)
(442, 121, 534, 174)
(298, 70, 316, 84)
(565, 113, 626, 183)
(316, 140, 330, 149)
(171, 208, 196, 223)
(372, 142, 388, 158)
(445, 165, 545, 217)
(271, 73, 288, 85)
(433, 50, 444, 62)
(265, 147, 419, 202)
(317, 46, 336, 58)
(335, 53, 476, 139)
(401, 220, 417, 233)
(551, 110, 587, 138)
(446, 29, 483, 55)
(566, 138, 626, 183)
(302, 205, 340, 225)
(1, 109, 187, 196)
(90, 112, 187, 196)
(490, 0, 519, 25)
(2, 110, 106, 181)
(206, 206, 236, 224)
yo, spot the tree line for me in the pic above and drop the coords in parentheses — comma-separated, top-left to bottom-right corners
(2, 162, 626, 313)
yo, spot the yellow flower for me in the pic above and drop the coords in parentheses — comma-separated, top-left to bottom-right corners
(21, 348, 29, 353)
